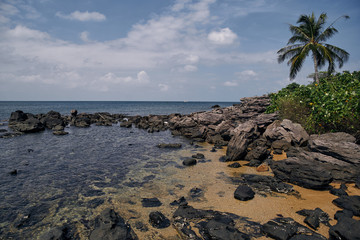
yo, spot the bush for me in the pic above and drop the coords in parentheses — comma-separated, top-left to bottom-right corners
(266, 71, 360, 134)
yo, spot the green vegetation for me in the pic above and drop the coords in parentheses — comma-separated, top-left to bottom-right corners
(278, 12, 349, 83)
(266, 71, 360, 134)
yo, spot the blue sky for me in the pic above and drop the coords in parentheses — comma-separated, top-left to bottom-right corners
(0, 0, 359, 101)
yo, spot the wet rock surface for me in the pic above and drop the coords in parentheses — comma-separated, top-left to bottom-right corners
(173, 203, 263, 239)
(89, 208, 138, 240)
(148, 211, 170, 229)
(234, 185, 255, 201)
(261, 217, 327, 240)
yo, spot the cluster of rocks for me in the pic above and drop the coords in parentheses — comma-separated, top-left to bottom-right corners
(4, 95, 360, 239)
(2, 110, 126, 137)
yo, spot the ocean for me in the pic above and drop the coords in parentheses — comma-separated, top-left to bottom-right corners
(0, 101, 238, 121)
(0, 101, 236, 239)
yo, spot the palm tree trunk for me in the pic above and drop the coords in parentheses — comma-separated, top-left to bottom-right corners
(313, 54, 319, 84)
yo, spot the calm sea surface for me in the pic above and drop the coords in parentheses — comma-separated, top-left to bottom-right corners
(0, 101, 236, 239)
(0, 101, 238, 121)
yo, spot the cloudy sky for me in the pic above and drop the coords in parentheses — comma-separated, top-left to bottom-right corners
(0, 0, 359, 101)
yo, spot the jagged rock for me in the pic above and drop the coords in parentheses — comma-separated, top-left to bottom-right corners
(198, 219, 250, 240)
(149, 211, 170, 229)
(226, 121, 260, 161)
(296, 208, 330, 230)
(329, 216, 360, 240)
(242, 174, 294, 194)
(40, 111, 65, 129)
(308, 132, 360, 166)
(72, 114, 91, 128)
(234, 185, 255, 201)
(271, 157, 333, 190)
(261, 217, 326, 240)
(173, 204, 263, 239)
(334, 210, 353, 220)
(244, 146, 269, 162)
(193, 112, 223, 126)
(264, 119, 309, 146)
(89, 208, 138, 240)
(283, 147, 358, 182)
(332, 195, 360, 216)
(9, 111, 45, 133)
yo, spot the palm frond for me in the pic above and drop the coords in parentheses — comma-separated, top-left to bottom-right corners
(324, 43, 350, 67)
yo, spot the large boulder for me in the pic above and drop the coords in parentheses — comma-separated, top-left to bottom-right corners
(329, 216, 360, 240)
(261, 217, 326, 240)
(226, 121, 260, 161)
(193, 112, 223, 126)
(9, 111, 45, 133)
(264, 119, 309, 146)
(40, 111, 65, 129)
(89, 208, 138, 240)
(332, 195, 360, 216)
(308, 132, 360, 165)
(271, 157, 333, 190)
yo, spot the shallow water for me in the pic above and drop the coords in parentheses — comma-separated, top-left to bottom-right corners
(0, 124, 194, 239)
(1, 124, 359, 239)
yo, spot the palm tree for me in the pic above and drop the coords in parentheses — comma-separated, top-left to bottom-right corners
(278, 12, 349, 83)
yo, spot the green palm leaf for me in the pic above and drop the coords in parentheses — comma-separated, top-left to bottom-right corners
(278, 12, 349, 83)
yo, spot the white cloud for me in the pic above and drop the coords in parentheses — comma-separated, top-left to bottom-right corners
(80, 31, 91, 42)
(171, 0, 191, 12)
(239, 70, 257, 77)
(5, 25, 50, 40)
(184, 65, 198, 72)
(56, 11, 106, 22)
(0, 0, 280, 98)
(137, 71, 150, 84)
(208, 28, 237, 45)
(224, 81, 238, 87)
(158, 84, 169, 92)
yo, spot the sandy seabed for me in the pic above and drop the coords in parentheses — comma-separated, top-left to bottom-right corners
(83, 142, 360, 239)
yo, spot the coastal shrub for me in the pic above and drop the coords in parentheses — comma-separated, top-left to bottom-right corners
(266, 71, 360, 134)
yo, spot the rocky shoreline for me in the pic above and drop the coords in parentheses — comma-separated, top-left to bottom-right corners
(2, 95, 360, 239)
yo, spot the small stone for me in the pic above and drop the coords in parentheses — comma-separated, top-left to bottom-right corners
(191, 153, 205, 159)
(234, 185, 255, 201)
(141, 198, 162, 207)
(228, 162, 241, 168)
(256, 163, 269, 172)
(183, 158, 197, 166)
(149, 211, 170, 229)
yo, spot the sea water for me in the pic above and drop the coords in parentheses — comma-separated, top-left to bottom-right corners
(0, 101, 236, 239)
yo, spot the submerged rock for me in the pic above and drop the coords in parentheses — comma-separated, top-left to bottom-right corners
(90, 208, 138, 240)
(157, 143, 182, 149)
(183, 158, 197, 166)
(141, 198, 162, 207)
